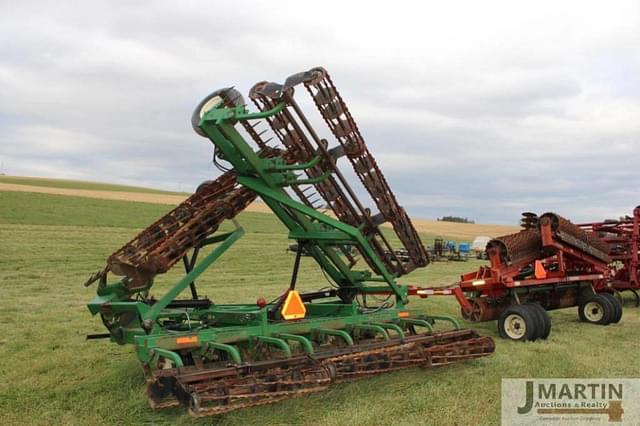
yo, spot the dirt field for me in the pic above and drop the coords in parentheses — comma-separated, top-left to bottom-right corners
(0, 182, 274, 214)
(0, 181, 517, 238)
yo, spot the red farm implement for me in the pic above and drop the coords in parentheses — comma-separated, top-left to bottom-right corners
(403, 212, 623, 342)
(578, 205, 640, 306)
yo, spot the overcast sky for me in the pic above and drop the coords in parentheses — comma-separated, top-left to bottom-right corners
(1, 1, 639, 224)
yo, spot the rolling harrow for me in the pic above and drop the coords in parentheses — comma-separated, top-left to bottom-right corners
(399, 212, 622, 341)
(85, 67, 494, 417)
(579, 205, 640, 306)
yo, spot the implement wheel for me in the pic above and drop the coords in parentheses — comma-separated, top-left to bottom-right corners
(527, 302, 551, 340)
(578, 294, 613, 325)
(192, 88, 245, 137)
(600, 293, 623, 323)
(498, 305, 537, 341)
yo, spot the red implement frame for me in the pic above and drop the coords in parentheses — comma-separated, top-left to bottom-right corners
(578, 205, 640, 305)
(400, 213, 611, 323)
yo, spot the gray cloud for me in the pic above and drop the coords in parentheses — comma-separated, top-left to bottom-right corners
(1, 0, 639, 223)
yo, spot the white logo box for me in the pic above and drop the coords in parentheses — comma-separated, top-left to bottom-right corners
(502, 378, 640, 425)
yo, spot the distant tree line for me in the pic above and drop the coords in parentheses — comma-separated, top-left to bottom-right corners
(437, 216, 475, 224)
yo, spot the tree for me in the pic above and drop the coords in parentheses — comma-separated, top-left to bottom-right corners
(438, 216, 475, 224)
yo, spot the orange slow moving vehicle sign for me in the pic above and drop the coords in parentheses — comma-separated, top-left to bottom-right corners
(534, 260, 547, 279)
(281, 290, 306, 320)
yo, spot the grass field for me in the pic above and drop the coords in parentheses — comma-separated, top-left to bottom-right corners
(0, 175, 188, 195)
(0, 176, 519, 239)
(0, 190, 638, 425)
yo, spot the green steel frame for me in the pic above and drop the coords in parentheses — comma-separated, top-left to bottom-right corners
(200, 103, 406, 301)
(88, 99, 455, 369)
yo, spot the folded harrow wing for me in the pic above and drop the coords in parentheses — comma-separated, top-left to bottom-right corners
(404, 212, 622, 342)
(85, 67, 494, 417)
(578, 206, 640, 306)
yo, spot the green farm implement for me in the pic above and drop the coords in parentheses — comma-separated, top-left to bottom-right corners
(85, 67, 494, 416)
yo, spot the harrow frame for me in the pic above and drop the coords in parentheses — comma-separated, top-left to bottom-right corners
(86, 67, 494, 416)
(579, 205, 640, 305)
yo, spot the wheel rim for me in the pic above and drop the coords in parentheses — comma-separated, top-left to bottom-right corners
(584, 301, 604, 322)
(504, 313, 527, 339)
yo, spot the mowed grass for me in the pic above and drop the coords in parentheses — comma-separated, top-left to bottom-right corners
(0, 175, 188, 195)
(0, 191, 638, 426)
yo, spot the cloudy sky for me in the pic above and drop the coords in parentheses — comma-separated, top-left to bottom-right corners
(1, 1, 639, 224)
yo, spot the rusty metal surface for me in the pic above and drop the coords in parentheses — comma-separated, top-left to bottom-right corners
(92, 88, 284, 289)
(106, 173, 255, 289)
(488, 212, 611, 266)
(539, 212, 610, 262)
(487, 229, 541, 264)
(249, 82, 392, 272)
(248, 67, 428, 277)
(100, 68, 430, 285)
(461, 297, 506, 322)
(520, 212, 538, 230)
(578, 206, 640, 293)
(249, 80, 404, 276)
(147, 329, 494, 417)
(185, 362, 332, 417)
(302, 67, 428, 272)
(103, 145, 298, 288)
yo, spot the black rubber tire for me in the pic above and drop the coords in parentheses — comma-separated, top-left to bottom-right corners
(523, 304, 543, 341)
(578, 299, 587, 322)
(191, 87, 244, 137)
(600, 292, 623, 324)
(498, 304, 538, 341)
(578, 294, 613, 325)
(599, 296, 615, 325)
(527, 302, 551, 340)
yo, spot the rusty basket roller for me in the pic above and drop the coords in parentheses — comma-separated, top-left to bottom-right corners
(538, 212, 610, 263)
(106, 175, 255, 290)
(486, 229, 541, 265)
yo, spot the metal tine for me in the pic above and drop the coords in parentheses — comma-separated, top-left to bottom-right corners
(251, 79, 399, 274)
(323, 101, 345, 120)
(251, 100, 287, 145)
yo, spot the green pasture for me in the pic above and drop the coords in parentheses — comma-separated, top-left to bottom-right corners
(0, 175, 187, 195)
(0, 190, 637, 425)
